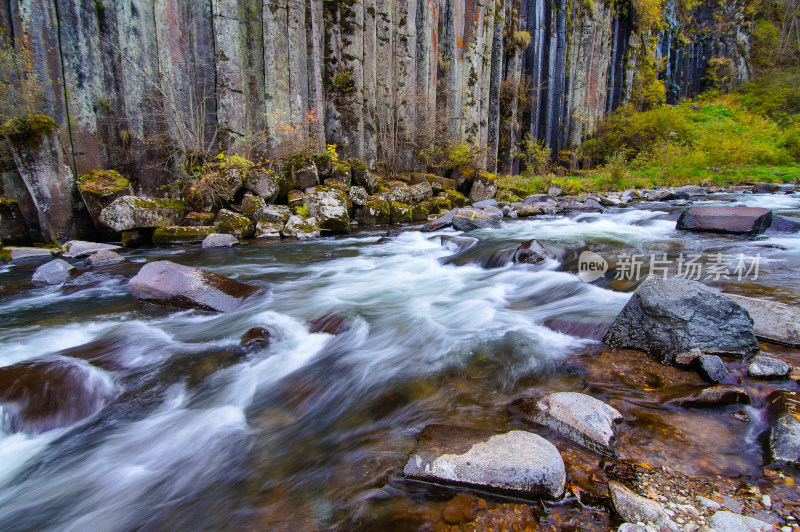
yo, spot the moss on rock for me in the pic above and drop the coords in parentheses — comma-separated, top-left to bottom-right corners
(412, 204, 430, 222)
(440, 189, 466, 207)
(0, 114, 57, 146)
(214, 209, 255, 239)
(390, 201, 413, 225)
(78, 170, 131, 195)
(152, 226, 215, 245)
(185, 211, 217, 226)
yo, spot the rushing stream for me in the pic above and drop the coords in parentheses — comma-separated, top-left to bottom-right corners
(1, 191, 799, 530)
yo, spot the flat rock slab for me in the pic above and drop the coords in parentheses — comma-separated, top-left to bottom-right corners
(708, 510, 772, 531)
(85, 250, 126, 267)
(62, 240, 121, 258)
(726, 294, 800, 347)
(129, 260, 259, 312)
(403, 424, 565, 500)
(4, 247, 57, 261)
(665, 385, 750, 407)
(604, 278, 759, 365)
(748, 355, 792, 379)
(609, 481, 678, 531)
(676, 206, 772, 235)
(510, 392, 622, 456)
(767, 390, 800, 465)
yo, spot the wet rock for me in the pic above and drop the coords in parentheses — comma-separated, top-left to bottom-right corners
(697, 355, 730, 384)
(608, 481, 678, 531)
(253, 204, 292, 225)
(511, 392, 623, 456)
(421, 208, 456, 231)
(62, 240, 121, 258)
(411, 203, 430, 222)
(241, 194, 266, 217)
(255, 221, 283, 239)
(676, 206, 773, 235)
(244, 169, 279, 201)
(483, 206, 503, 219)
(468, 171, 498, 202)
(473, 198, 499, 209)
(31, 259, 73, 285)
(4, 247, 57, 261)
(766, 215, 800, 233)
(202, 233, 239, 248)
(647, 189, 677, 201)
(441, 493, 479, 524)
(85, 250, 126, 267)
(240, 327, 271, 348)
(152, 226, 215, 245)
(726, 294, 800, 346)
(665, 385, 750, 407)
(303, 189, 350, 234)
(439, 235, 479, 252)
(389, 202, 413, 225)
(676, 185, 706, 196)
(747, 355, 791, 379)
(357, 198, 391, 226)
(751, 182, 781, 194)
(281, 215, 320, 240)
(99, 196, 187, 232)
(708, 510, 772, 531)
(308, 314, 350, 335)
(512, 240, 555, 265)
(548, 184, 563, 197)
(600, 195, 622, 207)
(452, 208, 502, 231)
(403, 424, 566, 500)
(621, 190, 641, 202)
(128, 260, 259, 312)
(616, 524, 647, 532)
(349, 186, 368, 207)
(674, 348, 703, 368)
(0, 355, 118, 434)
(603, 278, 759, 365)
(766, 390, 800, 465)
(215, 209, 255, 239)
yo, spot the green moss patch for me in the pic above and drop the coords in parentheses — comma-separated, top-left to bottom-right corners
(78, 170, 131, 195)
(152, 226, 214, 245)
(0, 114, 57, 145)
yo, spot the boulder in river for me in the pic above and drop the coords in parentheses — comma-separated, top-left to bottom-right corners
(608, 481, 679, 531)
(676, 206, 773, 235)
(451, 208, 502, 231)
(214, 209, 255, 239)
(282, 215, 320, 240)
(766, 390, 800, 465)
(308, 314, 350, 335)
(202, 233, 239, 248)
(665, 385, 750, 407)
(128, 260, 259, 312)
(512, 240, 554, 265)
(253, 204, 292, 225)
(62, 240, 121, 258)
(726, 294, 800, 346)
(708, 510, 772, 531)
(747, 355, 791, 379)
(31, 259, 73, 285)
(240, 327, 271, 348)
(403, 424, 566, 500)
(303, 189, 351, 234)
(510, 392, 623, 456)
(99, 196, 187, 232)
(603, 278, 759, 365)
(421, 208, 456, 231)
(751, 182, 781, 194)
(696, 354, 730, 384)
(152, 226, 215, 245)
(766, 215, 800, 233)
(85, 250, 126, 267)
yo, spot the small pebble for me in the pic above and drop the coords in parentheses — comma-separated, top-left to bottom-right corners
(763, 495, 772, 510)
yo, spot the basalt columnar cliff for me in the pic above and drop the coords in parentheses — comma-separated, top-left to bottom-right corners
(1, 0, 750, 193)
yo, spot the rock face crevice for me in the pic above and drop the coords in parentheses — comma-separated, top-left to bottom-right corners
(1, 0, 750, 190)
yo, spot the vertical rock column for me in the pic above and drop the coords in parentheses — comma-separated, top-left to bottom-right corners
(264, 0, 291, 153)
(212, 0, 247, 149)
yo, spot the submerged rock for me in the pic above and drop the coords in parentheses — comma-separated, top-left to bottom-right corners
(240, 327, 271, 348)
(665, 385, 750, 407)
(603, 278, 759, 365)
(708, 510, 772, 531)
(85, 250, 126, 267)
(421, 208, 456, 232)
(403, 424, 566, 500)
(608, 481, 678, 531)
(62, 240, 121, 258)
(308, 314, 350, 335)
(766, 390, 800, 465)
(201, 233, 239, 249)
(128, 260, 259, 312)
(726, 294, 800, 346)
(766, 215, 800, 233)
(676, 206, 772, 235)
(282, 215, 320, 240)
(439, 235, 479, 252)
(99, 196, 187, 232)
(747, 355, 791, 379)
(152, 226, 214, 245)
(510, 392, 623, 456)
(512, 240, 554, 265)
(31, 259, 73, 285)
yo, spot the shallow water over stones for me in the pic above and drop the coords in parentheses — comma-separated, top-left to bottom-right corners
(0, 192, 799, 529)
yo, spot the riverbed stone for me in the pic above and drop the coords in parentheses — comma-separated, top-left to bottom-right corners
(609, 481, 679, 531)
(282, 215, 320, 240)
(766, 215, 800, 233)
(303, 189, 350, 234)
(421, 208, 456, 231)
(357, 198, 391, 226)
(512, 240, 555, 265)
(403, 424, 566, 500)
(676, 206, 773, 235)
(603, 278, 760, 365)
(708, 511, 772, 531)
(152, 226, 215, 245)
(62, 240, 121, 258)
(241, 327, 271, 348)
(726, 294, 800, 346)
(85, 250, 126, 267)
(665, 385, 750, 407)
(253, 204, 292, 225)
(511, 392, 623, 456)
(215, 209, 255, 239)
(255, 221, 283, 239)
(129, 260, 259, 312)
(31, 259, 73, 285)
(202, 233, 239, 248)
(452, 208, 502, 231)
(3, 247, 57, 261)
(697, 355, 730, 384)
(748, 356, 791, 378)
(99, 196, 187, 232)
(766, 390, 800, 465)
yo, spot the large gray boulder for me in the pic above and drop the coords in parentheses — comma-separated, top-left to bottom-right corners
(421, 208, 456, 232)
(100, 196, 187, 232)
(244, 169, 279, 202)
(403, 424, 565, 500)
(303, 189, 350, 234)
(766, 390, 800, 465)
(281, 215, 320, 240)
(468, 171, 498, 202)
(31, 259, 73, 285)
(676, 206, 773, 235)
(511, 392, 623, 456)
(609, 481, 678, 531)
(726, 294, 800, 346)
(128, 260, 259, 312)
(409, 181, 433, 203)
(253, 204, 292, 225)
(451, 207, 502, 231)
(603, 278, 759, 365)
(85, 250, 126, 267)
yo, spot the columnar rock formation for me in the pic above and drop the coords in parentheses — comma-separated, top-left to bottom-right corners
(1, 0, 750, 190)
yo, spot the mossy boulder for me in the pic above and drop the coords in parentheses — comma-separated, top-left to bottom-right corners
(253, 204, 292, 224)
(313, 153, 333, 180)
(419, 199, 439, 216)
(440, 189, 466, 208)
(244, 168, 279, 202)
(77, 170, 134, 228)
(214, 209, 255, 239)
(332, 163, 352, 185)
(356, 197, 391, 226)
(349, 158, 376, 193)
(323, 178, 350, 193)
(184, 211, 216, 226)
(241, 194, 266, 217)
(282, 215, 320, 240)
(410, 173, 457, 193)
(349, 186, 368, 207)
(121, 229, 153, 247)
(255, 220, 284, 239)
(409, 181, 434, 203)
(0, 114, 57, 147)
(303, 189, 351, 234)
(390, 201, 413, 225)
(387, 181, 413, 204)
(0, 197, 31, 245)
(468, 171, 498, 202)
(152, 226, 215, 245)
(290, 154, 319, 189)
(100, 196, 187, 232)
(412, 204, 430, 222)
(431, 196, 453, 212)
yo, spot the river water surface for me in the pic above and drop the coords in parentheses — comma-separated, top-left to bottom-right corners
(1, 191, 799, 530)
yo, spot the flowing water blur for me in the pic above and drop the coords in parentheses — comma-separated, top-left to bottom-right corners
(1, 192, 799, 530)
